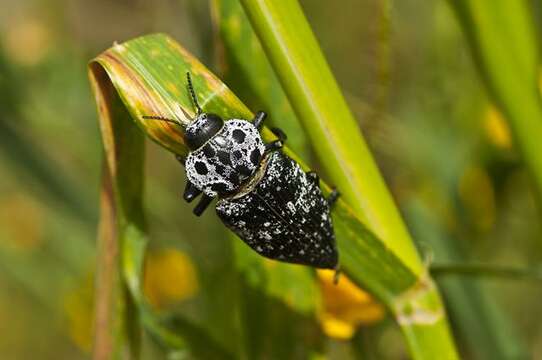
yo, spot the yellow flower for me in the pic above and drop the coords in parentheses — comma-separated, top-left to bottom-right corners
(484, 106, 512, 149)
(0, 193, 44, 251)
(317, 270, 385, 340)
(458, 165, 496, 232)
(143, 248, 199, 309)
(3, 16, 51, 66)
(64, 273, 94, 353)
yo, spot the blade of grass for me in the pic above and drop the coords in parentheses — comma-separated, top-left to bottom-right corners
(448, 0, 542, 209)
(88, 33, 457, 358)
(90, 63, 146, 359)
(238, 1, 457, 358)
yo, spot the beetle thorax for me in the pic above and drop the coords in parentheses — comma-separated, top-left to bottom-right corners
(185, 119, 266, 197)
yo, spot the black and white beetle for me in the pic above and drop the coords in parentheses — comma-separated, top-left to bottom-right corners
(144, 73, 340, 271)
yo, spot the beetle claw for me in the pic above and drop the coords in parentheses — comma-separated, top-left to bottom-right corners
(265, 140, 283, 154)
(307, 171, 320, 184)
(333, 265, 341, 285)
(184, 181, 202, 203)
(327, 188, 340, 207)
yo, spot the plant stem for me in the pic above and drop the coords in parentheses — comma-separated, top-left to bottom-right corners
(239, 1, 458, 358)
(239, 0, 422, 275)
(432, 263, 542, 281)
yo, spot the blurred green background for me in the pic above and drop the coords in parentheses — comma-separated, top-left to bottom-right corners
(1, 0, 541, 358)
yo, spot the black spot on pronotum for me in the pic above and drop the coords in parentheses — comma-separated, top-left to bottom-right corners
(233, 150, 243, 160)
(214, 163, 225, 175)
(217, 151, 232, 166)
(232, 129, 246, 143)
(195, 161, 208, 175)
(203, 144, 216, 158)
(228, 172, 238, 184)
(250, 149, 261, 166)
(237, 164, 252, 177)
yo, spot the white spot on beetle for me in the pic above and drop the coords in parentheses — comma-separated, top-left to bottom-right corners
(286, 202, 295, 213)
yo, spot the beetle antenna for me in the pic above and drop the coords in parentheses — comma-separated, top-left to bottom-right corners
(142, 115, 183, 127)
(186, 72, 202, 115)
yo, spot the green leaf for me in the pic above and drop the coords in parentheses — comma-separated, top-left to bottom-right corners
(88, 44, 234, 359)
(89, 33, 456, 359)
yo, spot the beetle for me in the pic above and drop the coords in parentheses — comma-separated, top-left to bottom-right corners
(144, 73, 340, 271)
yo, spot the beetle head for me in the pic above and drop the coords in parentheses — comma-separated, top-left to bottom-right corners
(184, 112, 223, 150)
(142, 72, 223, 150)
(183, 72, 224, 149)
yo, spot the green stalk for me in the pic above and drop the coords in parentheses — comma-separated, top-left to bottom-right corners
(239, 1, 457, 357)
(432, 263, 542, 281)
(449, 0, 542, 207)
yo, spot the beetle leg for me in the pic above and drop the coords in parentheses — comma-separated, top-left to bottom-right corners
(333, 264, 341, 285)
(271, 127, 287, 143)
(265, 140, 283, 154)
(193, 194, 214, 216)
(183, 181, 202, 203)
(327, 188, 340, 207)
(307, 171, 319, 184)
(264, 126, 288, 154)
(253, 111, 267, 129)
(178, 156, 201, 203)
